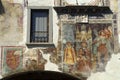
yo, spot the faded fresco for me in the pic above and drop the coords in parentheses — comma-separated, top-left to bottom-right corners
(60, 23, 113, 77)
(1, 46, 24, 75)
(1, 47, 59, 75)
(24, 49, 47, 71)
(0, 0, 119, 80)
(0, 1, 23, 45)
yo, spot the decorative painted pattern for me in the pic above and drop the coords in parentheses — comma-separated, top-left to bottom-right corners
(1, 46, 24, 75)
(59, 23, 113, 78)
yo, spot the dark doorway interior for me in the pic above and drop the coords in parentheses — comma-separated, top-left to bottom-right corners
(1, 70, 81, 80)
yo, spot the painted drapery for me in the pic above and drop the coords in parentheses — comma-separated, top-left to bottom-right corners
(61, 23, 113, 77)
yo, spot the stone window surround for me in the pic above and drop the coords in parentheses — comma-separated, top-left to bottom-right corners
(26, 6, 54, 47)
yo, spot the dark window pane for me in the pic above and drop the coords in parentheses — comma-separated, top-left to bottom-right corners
(30, 9, 49, 43)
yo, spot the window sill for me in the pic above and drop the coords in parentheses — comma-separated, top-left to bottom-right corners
(26, 43, 55, 48)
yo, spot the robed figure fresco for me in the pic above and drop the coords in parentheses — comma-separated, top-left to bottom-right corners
(63, 42, 76, 72)
(61, 23, 113, 76)
(77, 48, 91, 73)
(64, 42, 76, 65)
(92, 26, 113, 70)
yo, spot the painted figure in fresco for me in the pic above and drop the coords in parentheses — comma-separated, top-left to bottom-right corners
(77, 48, 86, 71)
(93, 30, 109, 69)
(87, 27, 92, 40)
(64, 42, 76, 72)
(25, 49, 47, 71)
(104, 26, 113, 54)
(98, 30, 109, 65)
(81, 42, 91, 69)
(25, 58, 46, 71)
(64, 42, 76, 65)
(78, 24, 87, 42)
(80, 30, 87, 41)
(25, 59, 38, 70)
(104, 27, 112, 39)
(77, 48, 91, 72)
(6, 50, 20, 70)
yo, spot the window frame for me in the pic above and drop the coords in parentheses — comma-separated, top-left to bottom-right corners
(27, 6, 53, 45)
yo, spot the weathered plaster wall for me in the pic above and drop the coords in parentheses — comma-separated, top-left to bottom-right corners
(0, 0, 60, 76)
(23, 0, 59, 46)
(27, 0, 54, 6)
(87, 53, 120, 80)
(22, 0, 59, 48)
(0, 0, 23, 46)
(0, 0, 120, 80)
(88, 0, 120, 80)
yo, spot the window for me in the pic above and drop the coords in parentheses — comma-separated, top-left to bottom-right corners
(27, 7, 53, 45)
(30, 9, 49, 42)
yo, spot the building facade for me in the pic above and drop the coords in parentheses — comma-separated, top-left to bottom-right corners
(0, 0, 119, 79)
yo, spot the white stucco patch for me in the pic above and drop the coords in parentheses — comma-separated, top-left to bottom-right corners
(40, 50, 61, 72)
(87, 53, 120, 80)
(44, 54, 61, 72)
(65, 0, 95, 5)
(53, 9, 59, 47)
(28, 0, 54, 6)
(0, 75, 2, 79)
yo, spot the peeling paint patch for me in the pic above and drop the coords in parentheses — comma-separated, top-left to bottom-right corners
(87, 53, 120, 80)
